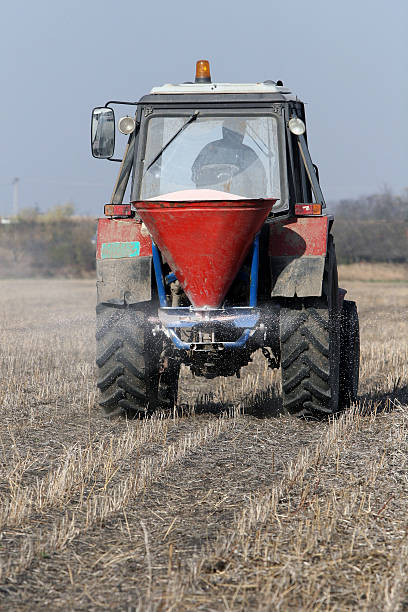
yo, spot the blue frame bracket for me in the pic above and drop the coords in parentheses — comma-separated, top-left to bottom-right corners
(250, 233, 260, 307)
(151, 241, 167, 307)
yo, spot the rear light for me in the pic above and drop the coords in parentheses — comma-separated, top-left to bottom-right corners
(295, 203, 322, 216)
(104, 204, 132, 217)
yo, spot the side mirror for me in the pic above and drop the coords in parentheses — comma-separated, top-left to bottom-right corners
(91, 107, 115, 158)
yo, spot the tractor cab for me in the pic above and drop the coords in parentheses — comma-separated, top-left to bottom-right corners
(92, 60, 324, 217)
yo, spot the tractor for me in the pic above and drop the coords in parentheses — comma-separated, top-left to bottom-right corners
(91, 60, 359, 419)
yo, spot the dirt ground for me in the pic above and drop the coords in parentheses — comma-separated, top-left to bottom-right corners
(0, 267, 407, 610)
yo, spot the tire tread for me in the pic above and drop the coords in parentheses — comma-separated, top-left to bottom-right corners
(96, 303, 180, 418)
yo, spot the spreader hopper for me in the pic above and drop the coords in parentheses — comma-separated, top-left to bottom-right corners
(133, 197, 277, 308)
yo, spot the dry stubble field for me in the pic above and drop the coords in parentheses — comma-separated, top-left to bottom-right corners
(0, 265, 407, 611)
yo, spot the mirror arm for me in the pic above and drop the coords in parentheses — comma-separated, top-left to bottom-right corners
(105, 100, 139, 107)
(297, 135, 326, 207)
(110, 132, 136, 204)
(104, 102, 138, 161)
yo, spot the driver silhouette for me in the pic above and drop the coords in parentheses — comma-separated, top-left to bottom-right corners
(191, 118, 266, 196)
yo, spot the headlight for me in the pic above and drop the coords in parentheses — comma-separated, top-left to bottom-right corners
(288, 117, 306, 135)
(118, 116, 136, 135)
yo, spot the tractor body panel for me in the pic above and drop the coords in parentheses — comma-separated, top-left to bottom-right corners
(95, 211, 331, 318)
(269, 216, 328, 297)
(96, 218, 153, 259)
(96, 218, 152, 305)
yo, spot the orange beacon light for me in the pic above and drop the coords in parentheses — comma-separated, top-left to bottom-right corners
(195, 60, 211, 83)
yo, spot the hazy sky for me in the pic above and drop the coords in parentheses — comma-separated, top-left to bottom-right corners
(0, 0, 406, 216)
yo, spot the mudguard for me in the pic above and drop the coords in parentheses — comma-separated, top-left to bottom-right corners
(96, 218, 152, 305)
(268, 216, 329, 297)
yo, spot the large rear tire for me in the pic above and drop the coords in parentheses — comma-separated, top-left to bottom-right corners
(279, 238, 340, 418)
(96, 303, 179, 418)
(339, 300, 359, 408)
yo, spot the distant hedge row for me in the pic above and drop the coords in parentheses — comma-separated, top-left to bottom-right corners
(0, 192, 407, 278)
(331, 190, 408, 263)
(0, 209, 96, 277)
(3, 216, 403, 276)
(332, 219, 408, 264)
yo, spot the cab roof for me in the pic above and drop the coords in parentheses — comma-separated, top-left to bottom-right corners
(139, 82, 299, 105)
(150, 82, 292, 95)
